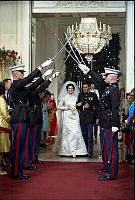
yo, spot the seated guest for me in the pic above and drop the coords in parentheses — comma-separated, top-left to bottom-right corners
(0, 82, 11, 175)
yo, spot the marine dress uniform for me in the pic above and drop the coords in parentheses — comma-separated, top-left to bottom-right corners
(87, 68, 120, 181)
(76, 91, 99, 157)
(25, 78, 52, 168)
(9, 65, 42, 179)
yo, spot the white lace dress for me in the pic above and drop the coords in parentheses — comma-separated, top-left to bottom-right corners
(53, 93, 87, 156)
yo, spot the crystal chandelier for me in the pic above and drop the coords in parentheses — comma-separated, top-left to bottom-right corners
(67, 17, 112, 63)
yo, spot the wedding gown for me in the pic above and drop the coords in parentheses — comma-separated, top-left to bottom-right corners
(53, 93, 87, 156)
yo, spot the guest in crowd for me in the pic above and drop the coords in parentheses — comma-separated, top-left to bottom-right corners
(0, 82, 11, 175)
(119, 88, 126, 141)
(89, 82, 99, 144)
(48, 94, 58, 144)
(3, 78, 13, 166)
(125, 92, 131, 114)
(46, 92, 54, 144)
(122, 91, 135, 164)
(90, 82, 99, 99)
(120, 88, 125, 114)
(3, 79, 12, 110)
(41, 91, 50, 146)
(122, 93, 133, 149)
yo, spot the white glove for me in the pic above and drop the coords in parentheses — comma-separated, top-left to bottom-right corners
(83, 70, 88, 75)
(78, 63, 90, 74)
(44, 69, 53, 76)
(0, 118, 2, 125)
(125, 119, 128, 124)
(52, 72, 60, 78)
(112, 127, 118, 133)
(41, 59, 53, 67)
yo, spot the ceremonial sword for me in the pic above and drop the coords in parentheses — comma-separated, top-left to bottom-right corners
(51, 30, 75, 61)
(64, 32, 80, 64)
(55, 33, 79, 64)
(64, 32, 86, 66)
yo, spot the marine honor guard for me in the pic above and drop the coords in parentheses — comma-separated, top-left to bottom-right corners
(78, 64, 120, 181)
(9, 59, 53, 179)
(25, 71, 60, 168)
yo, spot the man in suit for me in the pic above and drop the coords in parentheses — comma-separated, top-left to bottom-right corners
(9, 59, 53, 179)
(89, 82, 99, 144)
(76, 82, 99, 158)
(78, 64, 120, 181)
(3, 79, 12, 111)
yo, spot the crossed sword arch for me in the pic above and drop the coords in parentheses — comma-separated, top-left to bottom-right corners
(49, 27, 86, 72)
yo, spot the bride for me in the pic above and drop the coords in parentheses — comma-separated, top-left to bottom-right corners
(53, 81, 87, 157)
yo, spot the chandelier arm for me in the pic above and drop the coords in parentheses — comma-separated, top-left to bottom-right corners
(55, 33, 79, 64)
(64, 32, 80, 64)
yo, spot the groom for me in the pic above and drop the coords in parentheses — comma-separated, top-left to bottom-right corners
(76, 82, 99, 158)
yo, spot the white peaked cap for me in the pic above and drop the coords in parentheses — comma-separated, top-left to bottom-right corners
(9, 64, 26, 72)
(101, 67, 120, 76)
(104, 67, 120, 75)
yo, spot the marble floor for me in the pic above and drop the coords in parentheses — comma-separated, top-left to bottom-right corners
(38, 136, 126, 163)
(38, 137, 103, 162)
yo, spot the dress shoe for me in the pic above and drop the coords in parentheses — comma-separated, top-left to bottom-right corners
(12, 175, 29, 180)
(99, 175, 117, 181)
(97, 168, 107, 173)
(33, 160, 44, 164)
(23, 166, 38, 170)
(2, 168, 7, 171)
(0, 171, 8, 175)
(23, 174, 31, 178)
(88, 153, 93, 158)
(1, 160, 7, 167)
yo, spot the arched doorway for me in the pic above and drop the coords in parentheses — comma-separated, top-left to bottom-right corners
(31, 2, 126, 162)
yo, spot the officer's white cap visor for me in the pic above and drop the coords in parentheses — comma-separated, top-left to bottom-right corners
(9, 64, 26, 72)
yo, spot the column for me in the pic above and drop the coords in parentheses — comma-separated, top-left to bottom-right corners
(125, 1, 134, 93)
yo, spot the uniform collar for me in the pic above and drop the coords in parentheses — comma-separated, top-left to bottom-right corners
(109, 82, 118, 86)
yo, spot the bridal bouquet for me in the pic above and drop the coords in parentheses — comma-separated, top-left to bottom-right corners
(69, 105, 77, 115)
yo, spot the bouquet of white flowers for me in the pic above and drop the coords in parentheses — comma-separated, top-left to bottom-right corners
(69, 105, 77, 115)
